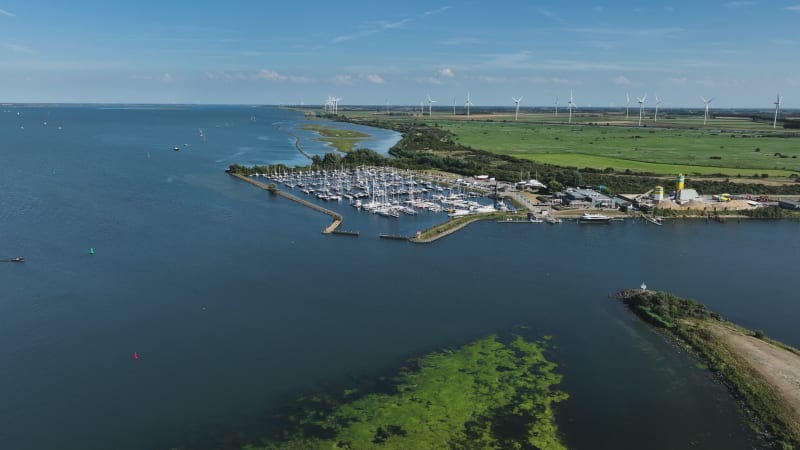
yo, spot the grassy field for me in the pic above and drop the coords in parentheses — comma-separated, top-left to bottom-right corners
(301, 123, 371, 152)
(334, 109, 800, 176)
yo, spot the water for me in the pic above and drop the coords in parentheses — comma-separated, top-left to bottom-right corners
(1, 106, 797, 450)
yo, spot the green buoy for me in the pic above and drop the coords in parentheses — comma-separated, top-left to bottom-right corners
(89, 247, 95, 255)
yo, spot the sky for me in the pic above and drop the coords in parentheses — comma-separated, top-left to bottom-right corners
(1, 1, 799, 108)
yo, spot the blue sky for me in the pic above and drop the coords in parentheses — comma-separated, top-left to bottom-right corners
(1, 1, 799, 107)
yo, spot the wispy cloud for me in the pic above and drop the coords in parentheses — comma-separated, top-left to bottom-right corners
(332, 74, 353, 85)
(422, 6, 451, 17)
(0, 8, 15, 17)
(332, 18, 410, 44)
(725, 1, 756, 7)
(3, 43, 36, 55)
(614, 75, 632, 85)
(332, 6, 452, 44)
(360, 73, 385, 84)
(523, 76, 578, 86)
(568, 27, 683, 38)
(440, 37, 485, 46)
(785, 5, 800, 12)
(205, 69, 312, 83)
(162, 73, 174, 82)
(415, 76, 442, 85)
(668, 77, 688, 87)
(438, 67, 455, 78)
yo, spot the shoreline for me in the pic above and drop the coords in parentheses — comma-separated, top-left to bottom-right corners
(615, 289, 800, 448)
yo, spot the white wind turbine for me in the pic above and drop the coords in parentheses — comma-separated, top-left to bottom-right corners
(427, 94, 437, 117)
(654, 95, 662, 122)
(453, 97, 456, 115)
(512, 96, 523, 120)
(554, 96, 559, 116)
(567, 90, 576, 124)
(465, 92, 473, 118)
(332, 96, 342, 114)
(626, 93, 630, 120)
(637, 94, 647, 127)
(773, 93, 783, 129)
(701, 96, 713, 125)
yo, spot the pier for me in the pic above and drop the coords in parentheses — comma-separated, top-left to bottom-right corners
(228, 172, 345, 234)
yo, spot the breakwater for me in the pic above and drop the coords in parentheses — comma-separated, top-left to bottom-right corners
(228, 172, 344, 234)
(275, 123, 313, 160)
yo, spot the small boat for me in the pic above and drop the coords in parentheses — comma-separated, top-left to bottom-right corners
(173, 146, 180, 152)
(578, 213, 611, 224)
(10, 257, 25, 263)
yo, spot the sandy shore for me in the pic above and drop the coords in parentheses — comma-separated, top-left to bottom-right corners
(706, 322, 800, 436)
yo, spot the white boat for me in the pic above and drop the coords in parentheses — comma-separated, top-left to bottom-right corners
(578, 213, 611, 224)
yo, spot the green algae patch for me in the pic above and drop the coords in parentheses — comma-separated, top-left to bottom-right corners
(246, 335, 568, 450)
(301, 124, 371, 152)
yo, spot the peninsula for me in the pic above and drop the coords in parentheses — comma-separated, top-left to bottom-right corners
(616, 289, 800, 449)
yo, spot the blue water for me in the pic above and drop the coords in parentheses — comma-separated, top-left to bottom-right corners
(1, 105, 797, 450)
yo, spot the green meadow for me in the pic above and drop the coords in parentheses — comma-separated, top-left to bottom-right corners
(430, 118, 800, 176)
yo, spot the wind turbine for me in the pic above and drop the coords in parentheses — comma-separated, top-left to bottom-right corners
(626, 93, 630, 120)
(554, 96, 559, 116)
(453, 97, 456, 115)
(701, 96, 713, 125)
(773, 93, 783, 129)
(567, 90, 576, 124)
(465, 92, 473, 118)
(427, 94, 437, 117)
(637, 94, 647, 127)
(654, 95, 662, 122)
(512, 96, 523, 120)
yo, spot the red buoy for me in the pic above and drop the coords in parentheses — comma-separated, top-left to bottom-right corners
(133, 351, 139, 361)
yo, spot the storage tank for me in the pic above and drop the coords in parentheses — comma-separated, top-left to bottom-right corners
(653, 185, 664, 201)
(675, 174, 685, 201)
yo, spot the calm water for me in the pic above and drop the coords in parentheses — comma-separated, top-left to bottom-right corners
(1, 106, 798, 450)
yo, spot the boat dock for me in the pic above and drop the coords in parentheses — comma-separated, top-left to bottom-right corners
(229, 172, 346, 234)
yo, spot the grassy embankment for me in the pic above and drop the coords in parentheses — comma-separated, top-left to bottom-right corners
(242, 334, 568, 450)
(301, 123, 371, 152)
(410, 212, 517, 243)
(616, 289, 800, 449)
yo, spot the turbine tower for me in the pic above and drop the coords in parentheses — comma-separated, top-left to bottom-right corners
(701, 96, 713, 125)
(773, 93, 783, 129)
(453, 97, 456, 115)
(637, 94, 647, 127)
(567, 90, 576, 124)
(554, 96, 559, 116)
(465, 92, 473, 118)
(512, 96, 523, 121)
(427, 94, 437, 117)
(654, 95, 662, 122)
(626, 93, 630, 120)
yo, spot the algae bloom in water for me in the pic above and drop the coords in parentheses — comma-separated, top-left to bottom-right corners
(246, 334, 568, 450)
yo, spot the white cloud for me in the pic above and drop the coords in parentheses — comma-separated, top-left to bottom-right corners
(257, 69, 286, 81)
(332, 75, 353, 85)
(162, 73, 174, 82)
(3, 43, 35, 54)
(332, 18, 411, 44)
(0, 8, 15, 17)
(785, 5, 800, 12)
(438, 67, 455, 78)
(614, 75, 632, 85)
(476, 75, 509, 83)
(360, 73, 385, 84)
